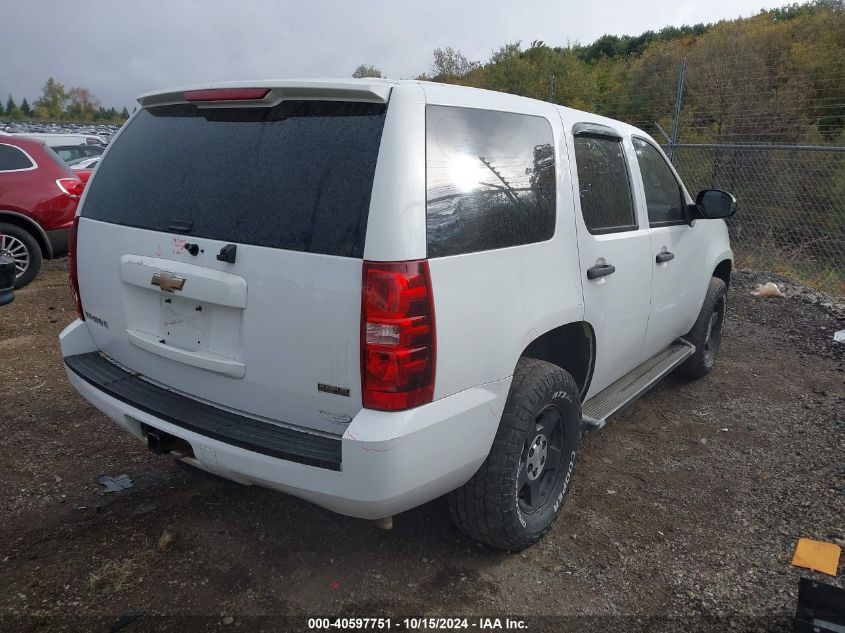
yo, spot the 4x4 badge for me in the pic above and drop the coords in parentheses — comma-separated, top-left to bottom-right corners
(151, 271, 186, 293)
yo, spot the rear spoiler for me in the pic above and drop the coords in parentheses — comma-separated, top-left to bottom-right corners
(137, 81, 392, 108)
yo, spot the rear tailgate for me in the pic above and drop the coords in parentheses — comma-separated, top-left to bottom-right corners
(75, 92, 389, 435)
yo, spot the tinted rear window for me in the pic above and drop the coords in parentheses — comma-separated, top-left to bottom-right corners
(81, 100, 387, 257)
(426, 105, 555, 258)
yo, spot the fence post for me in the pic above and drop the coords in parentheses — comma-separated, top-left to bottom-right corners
(668, 57, 687, 164)
(548, 74, 556, 103)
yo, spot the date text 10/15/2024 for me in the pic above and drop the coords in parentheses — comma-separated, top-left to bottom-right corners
(308, 617, 528, 630)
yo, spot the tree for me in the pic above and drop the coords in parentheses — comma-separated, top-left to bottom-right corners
(352, 64, 383, 78)
(430, 46, 479, 80)
(479, 42, 534, 96)
(5, 94, 16, 116)
(34, 77, 67, 119)
(67, 87, 101, 121)
(120, 107, 130, 119)
(20, 98, 31, 117)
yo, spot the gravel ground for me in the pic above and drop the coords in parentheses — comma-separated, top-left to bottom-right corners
(0, 261, 842, 633)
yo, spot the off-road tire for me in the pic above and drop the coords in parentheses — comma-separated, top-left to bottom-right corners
(677, 277, 727, 379)
(447, 358, 582, 551)
(0, 222, 42, 290)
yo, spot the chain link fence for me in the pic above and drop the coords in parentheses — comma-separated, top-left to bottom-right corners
(590, 51, 845, 292)
(673, 144, 845, 284)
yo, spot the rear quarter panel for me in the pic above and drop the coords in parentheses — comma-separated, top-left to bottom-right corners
(420, 86, 584, 400)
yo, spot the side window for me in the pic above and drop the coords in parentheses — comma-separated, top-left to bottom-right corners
(0, 144, 35, 171)
(573, 134, 636, 233)
(426, 105, 556, 258)
(632, 137, 685, 224)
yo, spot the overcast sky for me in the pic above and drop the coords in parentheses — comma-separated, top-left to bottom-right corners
(3, 0, 775, 109)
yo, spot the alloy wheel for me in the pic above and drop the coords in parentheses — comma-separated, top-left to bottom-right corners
(0, 233, 29, 278)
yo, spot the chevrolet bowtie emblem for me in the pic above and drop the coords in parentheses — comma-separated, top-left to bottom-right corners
(151, 270, 186, 293)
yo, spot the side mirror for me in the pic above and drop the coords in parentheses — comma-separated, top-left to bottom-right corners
(0, 253, 16, 306)
(695, 189, 736, 219)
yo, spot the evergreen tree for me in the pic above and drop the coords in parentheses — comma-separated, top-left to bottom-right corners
(20, 98, 31, 117)
(5, 94, 16, 115)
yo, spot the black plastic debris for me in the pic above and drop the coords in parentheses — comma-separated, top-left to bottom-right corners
(96, 474, 134, 493)
(794, 577, 845, 633)
(0, 253, 15, 307)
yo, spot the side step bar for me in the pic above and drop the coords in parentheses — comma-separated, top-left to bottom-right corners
(581, 339, 695, 431)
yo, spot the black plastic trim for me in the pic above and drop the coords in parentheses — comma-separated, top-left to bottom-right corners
(45, 228, 69, 258)
(65, 352, 342, 470)
(573, 122, 623, 139)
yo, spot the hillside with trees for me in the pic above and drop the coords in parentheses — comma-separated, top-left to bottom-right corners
(349, 0, 844, 289)
(411, 0, 844, 146)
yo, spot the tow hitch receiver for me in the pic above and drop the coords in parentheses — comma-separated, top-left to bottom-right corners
(143, 425, 193, 458)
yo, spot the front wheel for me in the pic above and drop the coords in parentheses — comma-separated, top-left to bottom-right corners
(447, 358, 582, 551)
(0, 222, 42, 290)
(677, 277, 727, 379)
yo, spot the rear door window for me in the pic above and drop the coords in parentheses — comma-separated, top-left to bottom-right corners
(0, 144, 35, 171)
(426, 105, 556, 258)
(80, 100, 387, 258)
(573, 134, 637, 234)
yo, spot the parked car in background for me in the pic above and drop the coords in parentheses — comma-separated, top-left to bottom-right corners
(53, 144, 105, 164)
(69, 157, 100, 171)
(0, 135, 85, 288)
(73, 167, 95, 184)
(60, 80, 735, 550)
(14, 132, 108, 147)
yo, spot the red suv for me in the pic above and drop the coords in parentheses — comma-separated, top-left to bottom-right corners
(0, 135, 84, 288)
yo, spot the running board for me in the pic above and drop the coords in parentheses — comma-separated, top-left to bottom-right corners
(581, 339, 695, 431)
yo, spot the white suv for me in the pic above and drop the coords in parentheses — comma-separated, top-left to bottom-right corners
(60, 79, 735, 550)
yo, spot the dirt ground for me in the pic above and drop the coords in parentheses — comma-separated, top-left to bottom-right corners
(1, 261, 843, 633)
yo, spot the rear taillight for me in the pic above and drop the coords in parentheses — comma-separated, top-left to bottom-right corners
(184, 88, 270, 102)
(68, 216, 83, 320)
(56, 177, 85, 199)
(361, 260, 436, 411)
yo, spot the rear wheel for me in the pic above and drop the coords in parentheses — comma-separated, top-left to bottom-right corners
(677, 277, 727, 379)
(0, 223, 42, 289)
(447, 358, 582, 551)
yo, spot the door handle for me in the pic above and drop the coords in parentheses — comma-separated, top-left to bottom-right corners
(587, 263, 616, 280)
(656, 251, 675, 263)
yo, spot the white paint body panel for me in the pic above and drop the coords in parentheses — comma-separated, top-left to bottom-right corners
(61, 319, 510, 519)
(62, 79, 733, 518)
(423, 85, 584, 400)
(76, 220, 365, 436)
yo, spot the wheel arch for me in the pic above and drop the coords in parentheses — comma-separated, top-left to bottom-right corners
(0, 210, 52, 259)
(519, 321, 595, 401)
(713, 258, 732, 287)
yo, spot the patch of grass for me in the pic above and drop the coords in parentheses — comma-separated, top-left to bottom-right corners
(89, 530, 177, 593)
(89, 550, 156, 593)
(737, 252, 845, 296)
(158, 529, 175, 553)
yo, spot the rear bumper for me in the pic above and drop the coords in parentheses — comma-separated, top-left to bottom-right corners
(59, 320, 510, 519)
